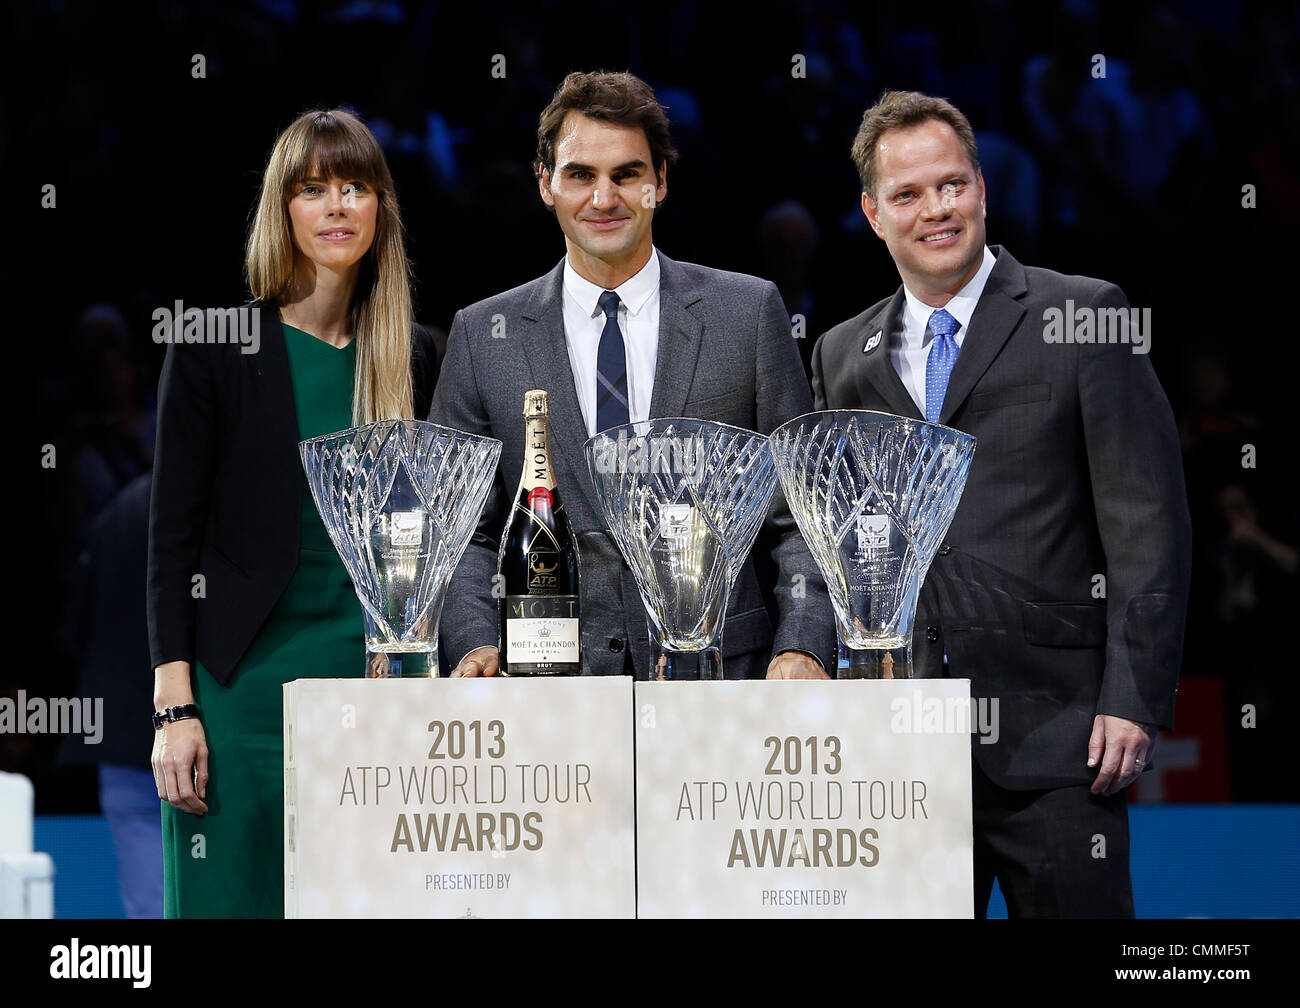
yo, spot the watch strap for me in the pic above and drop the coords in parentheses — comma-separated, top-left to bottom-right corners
(152, 703, 201, 731)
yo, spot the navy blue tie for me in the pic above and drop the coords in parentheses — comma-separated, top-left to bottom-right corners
(924, 308, 961, 422)
(596, 290, 630, 431)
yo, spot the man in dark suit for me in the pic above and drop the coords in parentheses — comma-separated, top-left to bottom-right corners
(431, 71, 835, 680)
(813, 91, 1191, 917)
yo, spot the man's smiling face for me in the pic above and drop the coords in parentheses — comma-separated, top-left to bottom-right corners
(862, 118, 986, 304)
(539, 112, 667, 284)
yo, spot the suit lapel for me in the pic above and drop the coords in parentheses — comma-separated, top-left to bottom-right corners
(519, 260, 604, 523)
(939, 246, 1028, 424)
(649, 252, 705, 419)
(855, 290, 923, 420)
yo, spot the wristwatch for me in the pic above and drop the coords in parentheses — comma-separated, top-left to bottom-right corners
(152, 703, 201, 731)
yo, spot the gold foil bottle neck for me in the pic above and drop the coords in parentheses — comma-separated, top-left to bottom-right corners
(523, 389, 549, 418)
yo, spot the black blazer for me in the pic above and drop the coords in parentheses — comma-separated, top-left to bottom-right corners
(147, 301, 439, 685)
(812, 247, 1192, 790)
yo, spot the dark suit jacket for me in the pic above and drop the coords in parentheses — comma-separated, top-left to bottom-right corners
(147, 301, 439, 685)
(812, 246, 1192, 789)
(430, 251, 837, 678)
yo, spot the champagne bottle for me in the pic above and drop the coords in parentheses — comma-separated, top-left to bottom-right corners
(498, 389, 581, 675)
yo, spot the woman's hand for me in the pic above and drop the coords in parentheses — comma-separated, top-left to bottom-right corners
(152, 660, 209, 814)
(153, 718, 209, 815)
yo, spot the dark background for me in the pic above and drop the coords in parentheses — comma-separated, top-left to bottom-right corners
(6, 0, 1296, 808)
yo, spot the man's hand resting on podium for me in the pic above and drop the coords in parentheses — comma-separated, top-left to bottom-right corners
(766, 651, 829, 679)
(451, 646, 500, 677)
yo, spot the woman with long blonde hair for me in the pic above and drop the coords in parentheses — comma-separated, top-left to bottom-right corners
(147, 108, 437, 917)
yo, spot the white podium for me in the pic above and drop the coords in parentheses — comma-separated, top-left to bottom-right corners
(283, 677, 636, 918)
(284, 677, 975, 918)
(633, 680, 974, 918)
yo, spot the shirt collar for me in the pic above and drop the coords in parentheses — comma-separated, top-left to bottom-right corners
(902, 245, 997, 339)
(563, 248, 661, 318)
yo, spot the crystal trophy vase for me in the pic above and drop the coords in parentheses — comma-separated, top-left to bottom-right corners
(585, 419, 778, 680)
(300, 420, 502, 677)
(770, 410, 975, 679)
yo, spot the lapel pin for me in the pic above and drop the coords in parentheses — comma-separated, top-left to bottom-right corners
(863, 331, 882, 354)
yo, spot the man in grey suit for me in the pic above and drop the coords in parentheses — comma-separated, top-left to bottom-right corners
(431, 71, 835, 680)
(812, 91, 1191, 916)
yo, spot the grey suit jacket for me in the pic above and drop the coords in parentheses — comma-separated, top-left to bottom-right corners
(431, 250, 837, 678)
(812, 246, 1192, 789)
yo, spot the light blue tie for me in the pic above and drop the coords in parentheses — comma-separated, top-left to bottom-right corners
(924, 309, 961, 422)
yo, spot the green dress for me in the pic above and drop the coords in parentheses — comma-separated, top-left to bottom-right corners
(162, 324, 361, 918)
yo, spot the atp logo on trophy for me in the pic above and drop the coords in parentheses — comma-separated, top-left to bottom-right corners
(388, 510, 424, 547)
(855, 514, 892, 555)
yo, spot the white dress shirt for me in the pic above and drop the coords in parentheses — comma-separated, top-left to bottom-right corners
(893, 245, 997, 414)
(562, 251, 661, 436)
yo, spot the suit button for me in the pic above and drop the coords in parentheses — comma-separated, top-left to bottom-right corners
(608, 638, 624, 652)
(938, 543, 951, 556)
(925, 626, 939, 642)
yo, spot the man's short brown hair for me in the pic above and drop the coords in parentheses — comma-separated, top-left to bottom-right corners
(535, 71, 679, 183)
(851, 91, 980, 200)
